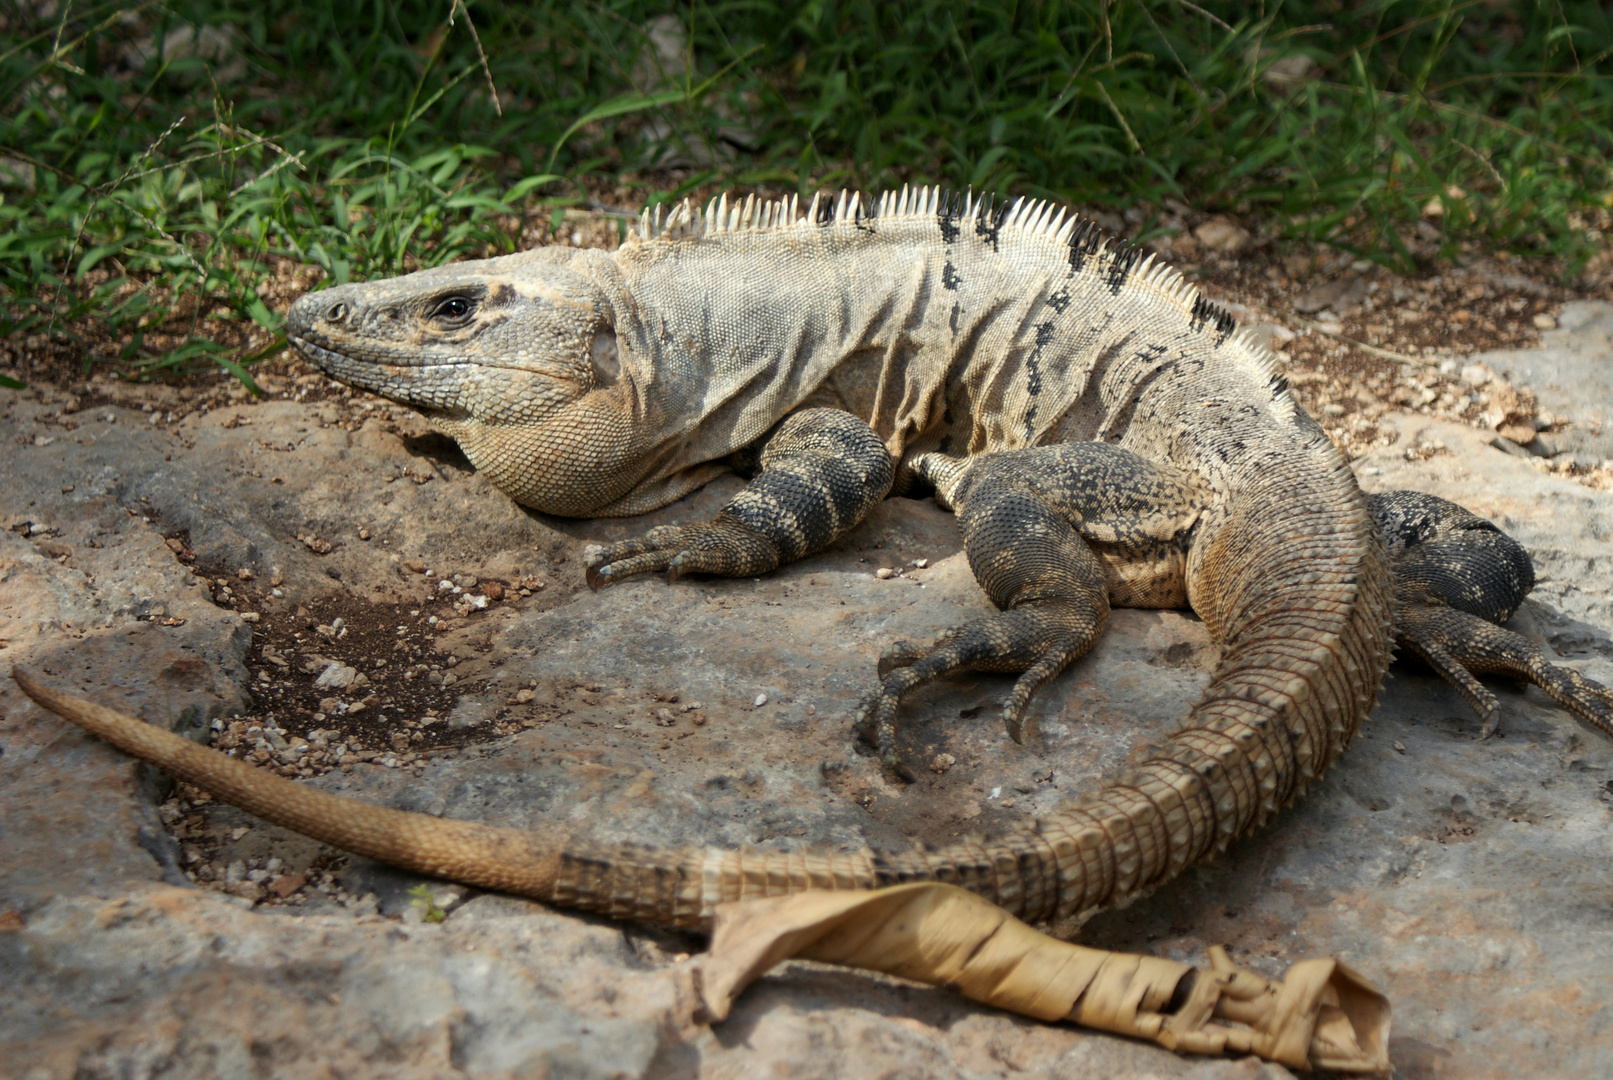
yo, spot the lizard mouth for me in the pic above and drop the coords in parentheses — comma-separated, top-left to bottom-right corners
(289, 336, 348, 370)
(288, 335, 466, 411)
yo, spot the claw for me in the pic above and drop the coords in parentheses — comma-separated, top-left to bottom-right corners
(884, 752, 916, 783)
(586, 564, 611, 591)
(850, 696, 879, 748)
(1003, 707, 1026, 746)
(1480, 705, 1502, 740)
(666, 552, 686, 584)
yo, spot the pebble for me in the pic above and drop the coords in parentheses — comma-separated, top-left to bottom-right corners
(513, 688, 536, 704)
(754, 693, 768, 707)
(482, 582, 504, 601)
(402, 559, 425, 574)
(225, 881, 265, 901)
(267, 874, 306, 899)
(930, 753, 956, 774)
(875, 567, 895, 579)
(1193, 217, 1252, 254)
(452, 573, 477, 588)
(315, 663, 358, 690)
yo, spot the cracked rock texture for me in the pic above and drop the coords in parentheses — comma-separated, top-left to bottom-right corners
(3, 323, 1613, 1079)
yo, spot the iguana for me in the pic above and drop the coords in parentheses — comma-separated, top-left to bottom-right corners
(16, 188, 1613, 936)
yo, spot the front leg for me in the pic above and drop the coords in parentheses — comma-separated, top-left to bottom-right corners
(1371, 490, 1613, 738)
(585, 408, 894, 587)
(1397, 604, 1613, 738)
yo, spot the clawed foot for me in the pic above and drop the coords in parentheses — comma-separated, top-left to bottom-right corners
(852, 601, 1104, 780)
(1397, 603, 1613, 741)
(584, 520, 781, 590)
(1517, 655, 1613, 739)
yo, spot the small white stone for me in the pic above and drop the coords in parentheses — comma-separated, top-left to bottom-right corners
(315, 663, 358, 690)
(875, 567, 895, 579)
(754, 693, 768, 707)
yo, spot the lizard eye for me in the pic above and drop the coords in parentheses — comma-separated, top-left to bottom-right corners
(429, 296, 475, 323)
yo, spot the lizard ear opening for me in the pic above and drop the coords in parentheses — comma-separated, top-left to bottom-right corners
(591, 330, 621, 386)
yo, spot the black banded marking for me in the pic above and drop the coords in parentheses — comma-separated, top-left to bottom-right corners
(1188, 295, 1238, 345)
(855, 196, 877, 233)
(942, 261, 962, 290)
(1067, 218, 1106, 273)
(1106, 245, 1145, 295)
(1023, 321, 1056, 439)
(975, 196, 1009, 250)
(1046, 288, 1071, 313)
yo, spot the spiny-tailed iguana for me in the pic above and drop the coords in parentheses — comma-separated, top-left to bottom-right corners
(16, 188, 1612, 934)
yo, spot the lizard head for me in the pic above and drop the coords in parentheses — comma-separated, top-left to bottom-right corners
(285, 247, 620, 424)
(285, 247, 643, 515)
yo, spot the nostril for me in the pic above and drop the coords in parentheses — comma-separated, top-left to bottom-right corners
(326, 302, 349, 323)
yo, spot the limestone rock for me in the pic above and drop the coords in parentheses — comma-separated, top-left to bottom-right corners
(1472, 300, 1613, 462)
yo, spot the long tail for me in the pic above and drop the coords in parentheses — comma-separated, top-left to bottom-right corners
(12, 668, 565, 902)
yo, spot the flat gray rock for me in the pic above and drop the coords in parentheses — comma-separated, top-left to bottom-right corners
(3, 367, 1611, 1078)
(1472, 299, 1613, 463)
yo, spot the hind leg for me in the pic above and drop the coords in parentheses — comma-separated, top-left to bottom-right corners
(854, 444, 1202, 778)
(853, 472, 1110, 779)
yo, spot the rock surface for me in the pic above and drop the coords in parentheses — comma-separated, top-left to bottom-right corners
(3, 329, 1612, 1078)
(1473, 299, 1613, 463)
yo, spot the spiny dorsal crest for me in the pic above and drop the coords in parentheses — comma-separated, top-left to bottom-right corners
(633, 186, 1295, 422)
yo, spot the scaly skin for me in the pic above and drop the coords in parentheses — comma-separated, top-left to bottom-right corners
(16, 190, 1611, 934)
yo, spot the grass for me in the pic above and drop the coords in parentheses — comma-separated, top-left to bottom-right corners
(0, 0, 1609, 386)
